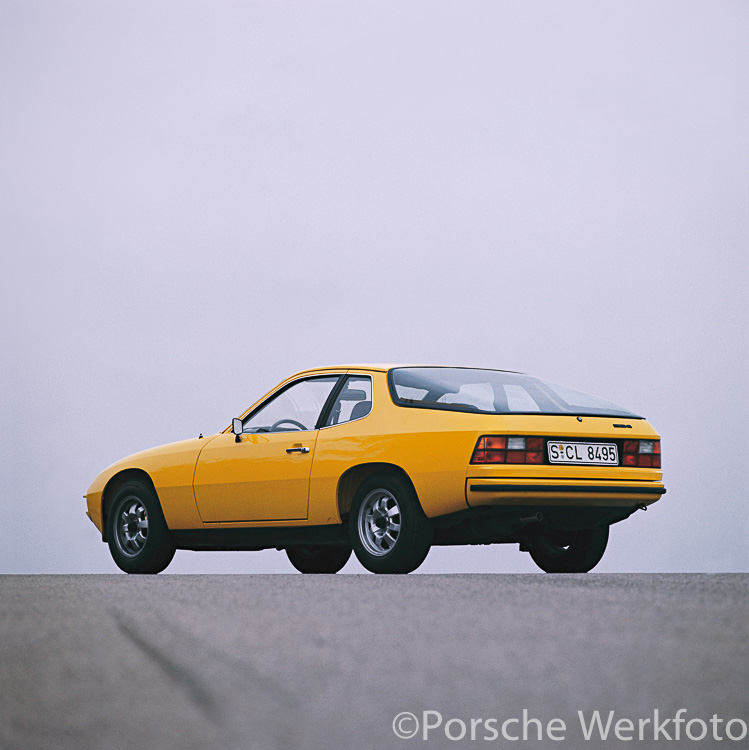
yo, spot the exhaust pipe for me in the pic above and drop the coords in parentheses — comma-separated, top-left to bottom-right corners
(518, 512, 544, 525)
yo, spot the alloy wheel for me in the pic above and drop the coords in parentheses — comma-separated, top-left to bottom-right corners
(357, 489, 401, 557)
(114, 496, 149, 557)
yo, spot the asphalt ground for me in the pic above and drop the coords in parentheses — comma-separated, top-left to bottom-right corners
(0, 574, 746, 750)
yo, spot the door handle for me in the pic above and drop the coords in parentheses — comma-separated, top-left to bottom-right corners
(286, 446, 310, 454)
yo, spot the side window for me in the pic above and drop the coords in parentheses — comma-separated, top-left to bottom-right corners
(324, 376, 372, 427)
(242, 376, 339, 433)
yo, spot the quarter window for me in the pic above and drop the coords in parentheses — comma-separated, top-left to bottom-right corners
(324, 376, 372, 427)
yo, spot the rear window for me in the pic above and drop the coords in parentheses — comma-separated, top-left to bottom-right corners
(388, 367, 642, 419)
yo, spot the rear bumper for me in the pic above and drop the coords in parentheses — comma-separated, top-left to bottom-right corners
(466, 478, 666, 508)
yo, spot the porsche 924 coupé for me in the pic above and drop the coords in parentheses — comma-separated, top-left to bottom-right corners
(85, 366, 665, 574)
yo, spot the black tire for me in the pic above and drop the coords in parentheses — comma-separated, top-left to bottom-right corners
(107, 480, 176, 574)
(528, 525, 609, 573)
(349, 472, 433, 574)
(286, 545, 352, 574)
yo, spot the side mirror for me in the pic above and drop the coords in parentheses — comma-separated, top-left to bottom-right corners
(232, 418, 243, 442)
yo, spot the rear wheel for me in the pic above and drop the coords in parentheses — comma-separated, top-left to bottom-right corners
(349, 472, 433, 574)
(286, 545, 351, 574)
(107, 480, 176, 574)
(528, 526, 609, 573)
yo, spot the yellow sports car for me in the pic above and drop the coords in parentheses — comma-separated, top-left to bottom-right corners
(85, 365, 665, 574)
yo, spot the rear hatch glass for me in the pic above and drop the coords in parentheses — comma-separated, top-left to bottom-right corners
(389, 367, 641, 419)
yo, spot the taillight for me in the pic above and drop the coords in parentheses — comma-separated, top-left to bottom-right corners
(472, 436, 662, 468)
(623, 439, 661, 468)
(471, 436, 507, 463)
(471, 436, 543, 465)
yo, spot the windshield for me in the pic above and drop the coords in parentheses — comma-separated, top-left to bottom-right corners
(388, 367, 642, 418)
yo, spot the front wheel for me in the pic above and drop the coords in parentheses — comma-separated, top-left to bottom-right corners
(528, 526, 609, 573)
(107, 480, 176, 574)
(349, 473, 433, 574)
(286, 545, 352, 574)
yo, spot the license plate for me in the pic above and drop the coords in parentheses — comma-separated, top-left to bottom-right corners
(547, 441, 619, 465)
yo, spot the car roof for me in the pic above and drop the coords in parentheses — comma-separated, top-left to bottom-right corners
(295, 364, 407, 373)
(290, 364, 521, 376)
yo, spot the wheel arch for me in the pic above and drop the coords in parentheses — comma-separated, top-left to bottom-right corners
(336, 462, 420, 522)
(101, 468, 159, 543)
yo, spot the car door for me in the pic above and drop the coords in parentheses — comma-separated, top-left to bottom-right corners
(193, 375, 341, 522)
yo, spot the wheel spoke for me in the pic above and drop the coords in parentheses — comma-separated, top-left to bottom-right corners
(383, 531, 398, 548)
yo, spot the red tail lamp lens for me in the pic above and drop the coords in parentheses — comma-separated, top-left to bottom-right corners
(622, 439, 661, 467)
(471, 436, 545, 464)
(485, 451, 506, 463)
(485, 437, 507, 450)
(471, 437, 507, 463)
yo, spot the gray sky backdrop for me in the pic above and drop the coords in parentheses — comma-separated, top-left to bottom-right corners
(1, 0, 747, 574)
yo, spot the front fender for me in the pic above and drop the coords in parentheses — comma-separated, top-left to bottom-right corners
(86, 435, 220, 537)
